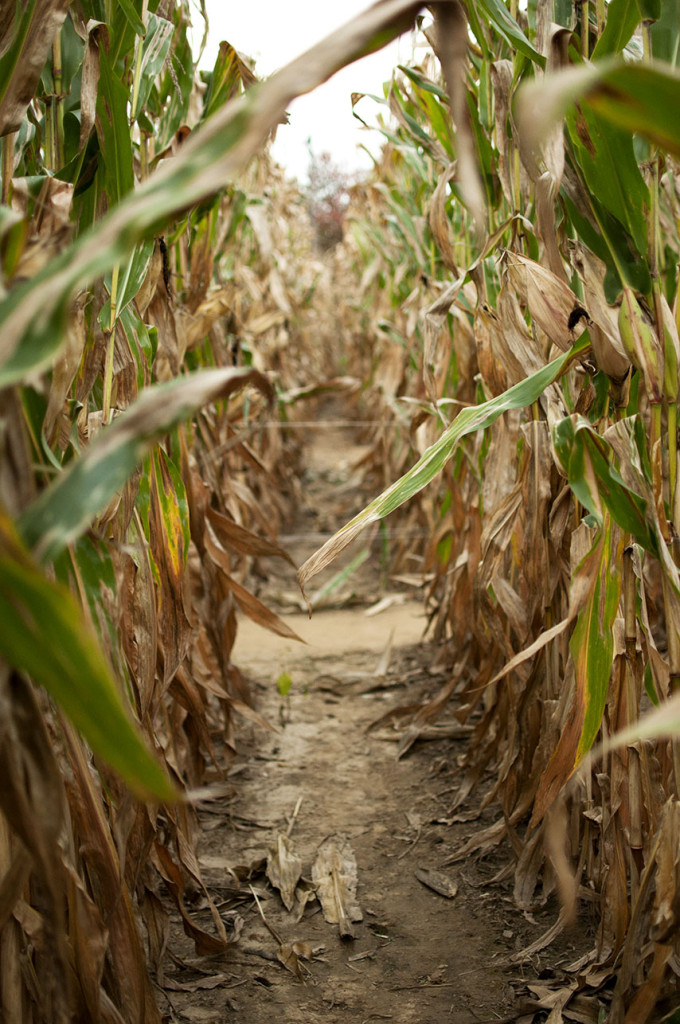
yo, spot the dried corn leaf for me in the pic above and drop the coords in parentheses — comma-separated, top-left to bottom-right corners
(201, 851, 266, 882)
(311, 833, 362, 939)
(205, 521, 304, 642)
(293, 885, 318, 923)
(414, 867, 458, 899)
(569, 242, 630, 381)
(397, 675, 459, 758)
(428, 162, 459, 275)
(0, 1, 71, 136)
(432, 3, 485, 234)
(503, 250, 587, 353)
(277, 940, 313, 980)
(266, 834, 302, 912)
(206, 506, 296, 567)
(152, 841, 239, 955)
(164, 973, 231, 992)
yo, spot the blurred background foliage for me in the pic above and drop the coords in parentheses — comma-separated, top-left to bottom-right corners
(3, 0, 680, 1020)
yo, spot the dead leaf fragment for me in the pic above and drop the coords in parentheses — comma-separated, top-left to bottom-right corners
(414, 867, 458, 899)
(277, 942, 308, 980)
(266, 834, 302, 912)
(163, 973, 231, 992)
(0, 1, 71, 136)
(200, 850, 266, 881)
(293, 885, 318, 922)
(311, 833, 362, 939)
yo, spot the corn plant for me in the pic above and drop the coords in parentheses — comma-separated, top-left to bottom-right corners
(304, 2, 680, 1018)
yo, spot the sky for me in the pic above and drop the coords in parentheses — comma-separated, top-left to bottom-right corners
(197, 1, 417, 181)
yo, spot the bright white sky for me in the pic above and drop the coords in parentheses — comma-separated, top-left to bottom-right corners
(197, 1, 417, 181)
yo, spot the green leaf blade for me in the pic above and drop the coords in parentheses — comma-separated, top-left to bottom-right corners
(299, 338, 589, 592)
(0, 521, 176, 802)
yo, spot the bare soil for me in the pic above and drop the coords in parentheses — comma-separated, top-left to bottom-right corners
(158, 406, 590, 1024)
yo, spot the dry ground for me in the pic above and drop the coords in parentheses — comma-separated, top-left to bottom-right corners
(158, 407, 594, 1024)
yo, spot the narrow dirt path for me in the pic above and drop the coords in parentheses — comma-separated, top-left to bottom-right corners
(193, 634, 515, 1024)
(161, 405, 564, 1024)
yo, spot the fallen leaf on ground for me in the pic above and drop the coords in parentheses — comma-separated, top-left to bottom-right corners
(365, 594, 408, 617)
(178, 1008, 222, 1023)
(163, 973, 231, 991)
(277, 942, 310, 980)
(199, 851, 266, 881)
(311, 833, 363, 939)
(414, 867, 458, 899)
(293, 885, 318, 922)
(349, 948, 377, 962)
(266, 833, 302, 912)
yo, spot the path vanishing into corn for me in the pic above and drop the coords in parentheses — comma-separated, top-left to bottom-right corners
(161, 406, 521, 1024)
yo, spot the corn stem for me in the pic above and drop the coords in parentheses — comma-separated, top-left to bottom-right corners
(130, 0, 150, 122)
(670, 401, 678, 524)
(102, 263, 120, 423)
(1, 133, 15, 205)
(52, 34, 65, 168)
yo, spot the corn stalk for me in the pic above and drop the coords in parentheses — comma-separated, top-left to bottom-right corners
(304, 2, 680, 1018)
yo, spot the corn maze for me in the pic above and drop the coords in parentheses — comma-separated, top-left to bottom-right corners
(1, 1, 680, 1021)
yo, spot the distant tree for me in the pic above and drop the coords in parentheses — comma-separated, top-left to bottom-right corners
(304, 147, 353, 251)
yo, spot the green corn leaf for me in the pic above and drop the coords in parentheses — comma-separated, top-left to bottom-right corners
(518, 58, 680, 164)
(96, 40, 135, 206)
(132, 13, 174, 117)
(148, 446, 191, 682)
(553, 0, 574, 26)
(154, 18, 194, 150)
(390, 78, 442, 155)
(572, 518, 622, 763)
(0, 512, 177, 802)
(586, 62, 680, 155)
(202, 40, 257, 121)
(532, 517, 622, 823)
(61, 536, 121, 668)
(565, 105, 650, 263)
(553, 415, 658, 554)
(592, 0, 641, 57)
(398, 64, 449, 101)
(298, 336, 589, 593)
(635, 0, 661, 20)
(119, 304, 156, 388)
(464, 0, 493, 58)
(98, 240, 156, 328)
(476, 0, 545, 66)
(401, 69, 455, 157)
(584, 192, 652, 294)
(116, 0, 146, 37)
(651, 0, 680, 65)
(18, 367, 273, 564)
